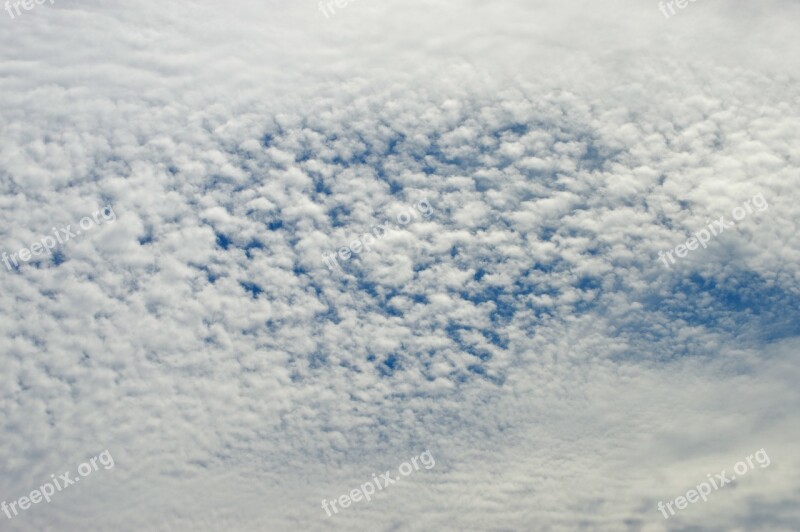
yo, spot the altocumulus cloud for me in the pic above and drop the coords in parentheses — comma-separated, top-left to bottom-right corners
(0, 0, 799, 530)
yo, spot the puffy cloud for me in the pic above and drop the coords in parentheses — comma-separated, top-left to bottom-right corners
(0, 0, 798, 530)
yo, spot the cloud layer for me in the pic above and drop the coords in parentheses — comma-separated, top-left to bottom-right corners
(1, 0, 799, 530)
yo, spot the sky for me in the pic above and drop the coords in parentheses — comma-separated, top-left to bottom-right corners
(0, 0, 799, 530)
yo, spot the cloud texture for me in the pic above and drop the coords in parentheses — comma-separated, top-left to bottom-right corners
(0, 0, 799, 530)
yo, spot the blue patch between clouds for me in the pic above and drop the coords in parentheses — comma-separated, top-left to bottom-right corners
(240, 281, 263, 299)
(216, 232, 231, 250)
(640, 271, 800, 344)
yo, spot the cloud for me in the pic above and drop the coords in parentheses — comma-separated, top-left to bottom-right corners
(0, 0, 798, 530)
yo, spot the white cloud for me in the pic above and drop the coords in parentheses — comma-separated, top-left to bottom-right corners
(1, 0, 799, 530)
